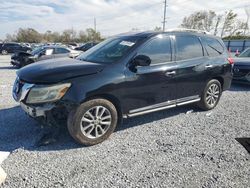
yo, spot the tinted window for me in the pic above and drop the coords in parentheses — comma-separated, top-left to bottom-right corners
(14, 44, 21, 48)
(137, 36, 172, 64)
(202, 37, 224, 56)
(176, 36, 203, 61)
(4, 43, 14, 47)
(239, 48, 250, 57)
(77, 37, 140, 64)
(55, 48, 69, 54)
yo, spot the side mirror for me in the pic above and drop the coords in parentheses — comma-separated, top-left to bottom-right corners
(133, 55, 151, 67)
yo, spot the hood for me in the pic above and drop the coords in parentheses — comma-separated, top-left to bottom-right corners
(233, 57, 250, 66)
(17, 57, 105, 84)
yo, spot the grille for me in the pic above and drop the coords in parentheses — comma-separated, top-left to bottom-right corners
(13, 78, 24, 100)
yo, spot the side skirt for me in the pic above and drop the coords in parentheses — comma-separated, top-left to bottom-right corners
(123, 97, 200, 118)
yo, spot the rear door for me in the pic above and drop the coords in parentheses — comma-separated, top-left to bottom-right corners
(173, 34, 208, 100)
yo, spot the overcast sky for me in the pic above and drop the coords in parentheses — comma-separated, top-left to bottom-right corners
(0, 0, 250, 39)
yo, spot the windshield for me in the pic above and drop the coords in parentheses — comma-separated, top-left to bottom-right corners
(77, 37, 140, 64)
(31, 47, 44, 55)
(239, 48, 250, 58)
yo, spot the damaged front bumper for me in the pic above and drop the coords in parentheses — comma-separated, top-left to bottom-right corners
(20, 102, 55, 118)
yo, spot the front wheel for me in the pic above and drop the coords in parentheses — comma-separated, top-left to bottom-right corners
(67, 99, 118, 145)
(198, 79, 222, 110)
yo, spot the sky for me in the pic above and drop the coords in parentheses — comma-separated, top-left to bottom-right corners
(0, 0, 250, 39)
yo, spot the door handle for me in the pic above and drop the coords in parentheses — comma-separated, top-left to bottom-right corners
(205, 65, 213, 68)
(165, 71, 176, 76)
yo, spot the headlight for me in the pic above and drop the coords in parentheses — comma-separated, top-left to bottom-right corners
(26, 83, 71, 104)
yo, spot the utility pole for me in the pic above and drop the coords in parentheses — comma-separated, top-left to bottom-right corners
(162, 0, 167, 31)
(94, 17, 97, 42)
(94, 17, 97, 32)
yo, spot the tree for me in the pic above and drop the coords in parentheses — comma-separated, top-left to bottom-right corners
(229, 20, 248, 36)
(16, 28, 42, 43)
(154, 26, 162, 31)
(220, 10, 237, 37)
(213, 15, 223, 36)
(5, 33, 16, 42)
(180, 9, 250, 38)
(60, 28, 77, 42)
(180, 10, 216, 33)
(4, 27, 104, 43)
(85, 28, 101, 41)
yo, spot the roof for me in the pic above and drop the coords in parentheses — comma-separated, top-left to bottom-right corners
(115, 29, 219, 39)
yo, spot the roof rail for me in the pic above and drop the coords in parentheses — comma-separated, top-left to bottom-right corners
(166, 28, 210, 35)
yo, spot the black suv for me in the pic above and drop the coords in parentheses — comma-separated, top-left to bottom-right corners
(13, 31, 233, 145)
(1, 42, 31, 55)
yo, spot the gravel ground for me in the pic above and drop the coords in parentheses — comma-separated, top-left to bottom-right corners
(0, 55, 249, 188)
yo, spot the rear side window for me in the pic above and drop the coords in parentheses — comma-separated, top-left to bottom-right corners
(175, 36, 203, 61)
(54, 48, 70, 54)
(137, 36, 172, 65)
(202, 37, 224, 56)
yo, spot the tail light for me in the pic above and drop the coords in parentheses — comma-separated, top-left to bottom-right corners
(227, 57, 234, 65)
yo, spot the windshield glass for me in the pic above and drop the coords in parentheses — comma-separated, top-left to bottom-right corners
(31, 47, 44, 55)
(77, 37, 140, 64)
(239, 48, 250, 57)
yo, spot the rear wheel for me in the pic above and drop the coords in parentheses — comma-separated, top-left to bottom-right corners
(67, 99, 118, 145)
(198, 79, 222, 110)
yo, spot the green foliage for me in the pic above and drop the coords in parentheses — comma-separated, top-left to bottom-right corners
(5, 28, 102, 43)
(223, 35, 250, 40)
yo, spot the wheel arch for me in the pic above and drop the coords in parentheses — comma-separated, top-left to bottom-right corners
(211, 76, 224, 89)
(82, 93, 123, 125)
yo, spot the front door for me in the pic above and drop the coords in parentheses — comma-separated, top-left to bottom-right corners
(123, 35, 177, 113)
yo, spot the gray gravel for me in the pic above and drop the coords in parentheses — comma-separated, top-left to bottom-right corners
(0, 55, 249, 188)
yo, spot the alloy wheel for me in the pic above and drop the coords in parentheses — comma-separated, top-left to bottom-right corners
(206, 83, 220, 107)
(80, 106, 112, 139)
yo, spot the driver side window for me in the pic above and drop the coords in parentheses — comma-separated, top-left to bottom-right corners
(137, 36, 172, 65)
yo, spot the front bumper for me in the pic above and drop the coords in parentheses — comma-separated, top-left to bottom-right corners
(20, 102, 55, 117)
(13, 78, 75, 120)
(11, 59, 20, 66)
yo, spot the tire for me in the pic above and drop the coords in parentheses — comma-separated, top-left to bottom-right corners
(67, 98, 118, 145)
(1, 50, 8, 55)
(198, 79, 222, 111)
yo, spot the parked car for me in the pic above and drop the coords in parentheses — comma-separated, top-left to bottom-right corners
(233, 48, 250, 84)
(0, 42, 31, 55)
(67, 42, 79, 49)
(11, 46, 80, 68)
(75, 42, 98, 52)
(13, 31, 233, 145)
